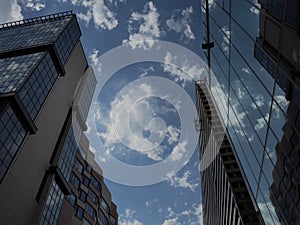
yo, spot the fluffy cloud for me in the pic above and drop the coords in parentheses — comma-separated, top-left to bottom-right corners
(254, 113, 269, 131)
(162, 218, 180, 225)
(89, 49, 102, 74)
(166, 170, 198, 191)
(166, 7, 195, 40)
(250, 2, 260, 15)
(161, 204, 203, 225)
(163, 52, 205, 85)
(221, 26, 230, 55)
(25, 0, 45, 11)
(0, 0, 23, 23)
(251, 94, 265, 109)
(123, 1, 160, 50)
(66, 0, 119, 30)
(120, 209, 144, 225)
(96, 82, 169, 161)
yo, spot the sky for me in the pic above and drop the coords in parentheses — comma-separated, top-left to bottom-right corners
(0, 0, 206, 225)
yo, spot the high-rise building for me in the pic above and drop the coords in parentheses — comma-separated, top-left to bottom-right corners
(199, 0, 300, 224)
(0, 12, 117, 225)
(196, 80, 263, 225)
(254, 1, 300, 224)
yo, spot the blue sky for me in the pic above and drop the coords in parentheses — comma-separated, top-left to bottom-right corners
(0, 0, 205, 225)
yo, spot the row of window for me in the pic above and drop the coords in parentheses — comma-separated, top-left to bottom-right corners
(58, 128, 78, 182)
(39, 180, 64, 225)
(0, 17, 71, 53)
(18, 52, 58, 120)
(0, 105, 26, 181)
(54, 17, 81, 65)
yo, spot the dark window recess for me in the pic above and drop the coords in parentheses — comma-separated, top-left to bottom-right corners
(86, 203, 96, 219)
(75, 206, 84, 219)
(78, 189, 87, 202)
(82, 175, 90, 187)
(58, 128, 78, 181)
(101, 197, 109, 214)
(66, 192, 76, 207)
(88, 189, 98, 204)
(99, 209, 109, 225)
(70, 172, 80, 189)
(90, 176, 100, 191)
(74, 158, 83, 174)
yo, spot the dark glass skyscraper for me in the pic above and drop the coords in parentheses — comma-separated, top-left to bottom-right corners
(0, 12, 118, 225)
(199, 0, 300, 224)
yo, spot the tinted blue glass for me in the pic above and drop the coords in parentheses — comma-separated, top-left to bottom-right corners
(18, 52, 58, 120)
(0, 105, 26, 181)
(0, 18, 71, 53)
(39, 180, 64, 225)
(0, 52, 44, 93)
(58, 128, 78, 181)
(54, 17, 81, 65)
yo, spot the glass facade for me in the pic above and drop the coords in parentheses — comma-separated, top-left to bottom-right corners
(0, 105, 26, 181)
(18, 52, 58, 120)
(0, 52, 44, 93)
(58, 152, 117, 225)
(39, 180, 64, 225)
(200, 0, 300, 224)
(58, 128, 78, 181)
(0, 17, 71, 53)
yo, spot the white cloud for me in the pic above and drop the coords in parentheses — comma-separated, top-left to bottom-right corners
(251, 94, 265, 109)
(138, 66, 154, 78)
(123, 1, 160, 50)
(71, 0, 118, 30)
(169, 141, 188, 162)
(242, 67, 251, 74)
(201, 0, 216, 13)
(250, 2, 260, 15)
(120, 209, 144, 225)
(96, 82, 167, 161)
(163, 52, 205, 85)
(162, 204, 203, 225)
(89, 49, 102, 74)
(166, 170, 198, 191)
(257, 202, 280, 225)
(166, 126, 180, 145)
(161, 217, 180, 225)
(254, 113, 269, 131)
(166, 7, 195, 40)
(0, 0, 23, 23)
(25, 0, 45, 11)
(273, 95, 289, 118)
(221, 26, 230, 55)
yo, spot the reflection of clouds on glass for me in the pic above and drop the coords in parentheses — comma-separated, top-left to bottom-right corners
(254, 113, 269, 131)
(201, 0, 216, 13)
(220, 26, 230, 55)
(257, 201, 281, 225)
(273, 95, 289, 119)
(251, 94, 265, 109)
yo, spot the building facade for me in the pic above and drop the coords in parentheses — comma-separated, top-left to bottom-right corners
(196, 80, 264, 225)
(200, 0, 300, 224)
(0, 12, 117, 225)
